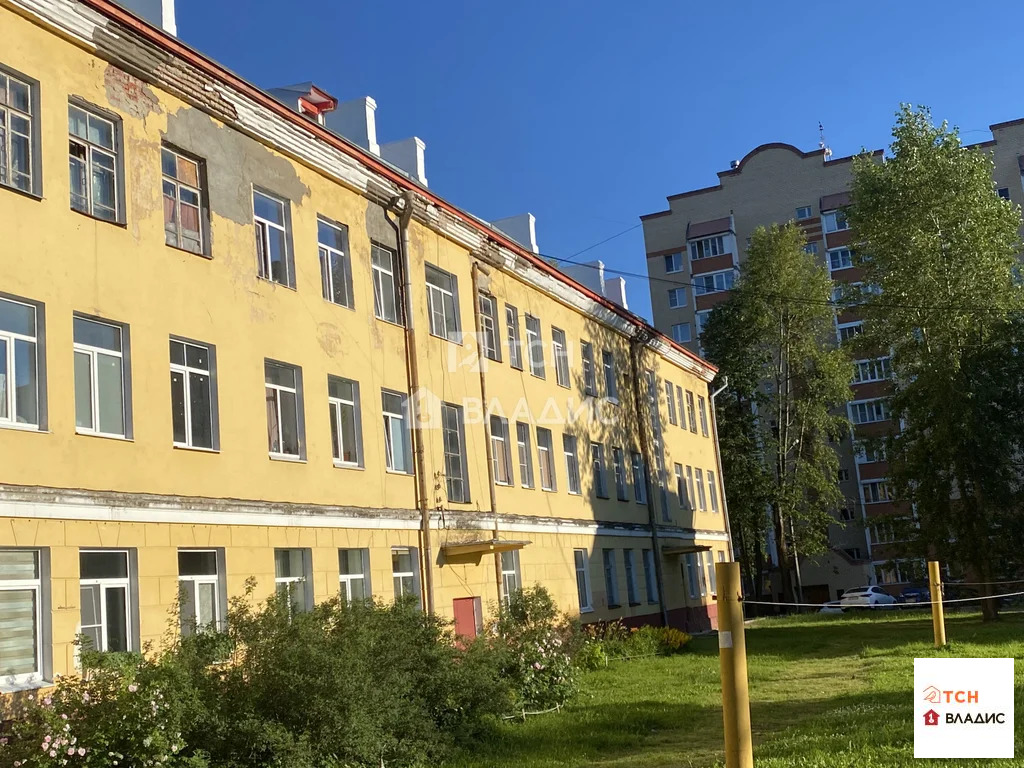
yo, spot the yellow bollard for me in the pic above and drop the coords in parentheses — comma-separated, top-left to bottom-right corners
(928, 560, 946, 648)
(716, 561, 754, 768)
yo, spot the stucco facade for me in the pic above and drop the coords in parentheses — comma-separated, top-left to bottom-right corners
(0, 0, 731, 690)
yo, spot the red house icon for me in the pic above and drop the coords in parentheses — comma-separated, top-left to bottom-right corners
(924, 709, 940, 726)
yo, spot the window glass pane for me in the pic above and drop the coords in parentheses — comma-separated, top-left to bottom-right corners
(253, 192, 284, 224)
(80, 551, 128, 579)
(74, 318, 120, 351)
(0, 338, 6, 420)
(393, 548, 413, 573)
(0, 551, 37, 580)
(161, 148, 177, 177)
(0, 299, 34, 336)
(178, 550, 217, 576)
(105, 586, 128, 652)
(266, 388, 280, 452)
(330, 251, 350, 305)
(329, 377, 354, 401)
(188, 371, 213, 448)
(339, 403, 357, 463)
(265, 363, 295, 389)
(169, 339, 185, 366)
(68, 106, 87, 139)
(9, 79, 29, 113)
(86, 114, 113, 149)
(198, 582, 216, 627)
(96, 353, 124, 435)
(185, 344, 208, 369)
(79, 585, 101, 652)
(339, 549, 364, 575)
(348, 578, 369, 602)
(275, 549, 304, 578)
(279, 390, 299, 455)
(74, 350, 93, 429)
(268, 226, 288, 284)
(0, 587, 37, 675)
(176, 155, 199, 187)
(170, 371, 187, 444)
(318, 219, 346, 251)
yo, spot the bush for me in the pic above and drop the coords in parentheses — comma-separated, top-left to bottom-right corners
(490, 586, 580, 712)
(656, 627, 692, 653)
(578, 622, 693, 663)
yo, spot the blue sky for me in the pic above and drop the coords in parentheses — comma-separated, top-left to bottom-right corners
(177, 0, 1024, 322)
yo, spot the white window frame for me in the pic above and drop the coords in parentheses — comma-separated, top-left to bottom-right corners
(853, 357, 891, 384)
(506, 305, 523, 370)
(581, 340, 597, 396)
(274, 548, 312, 618)
(516, 422, 534, 489)
(796, 206, 812, 220)
(612, 447, 627, 501)
(490, 414, 513, 486)
(0, 69, 35, 195)
(525, 314, 545, 378)
(551, 327, 570, 388)
(590, 442, 608, 498)
(695, 468, 707, 511)
(602, 350, 618, 402)
(602, 549, 619, 607)
(665, 380, 677, 426)
(501, 549, 522, 606)
(708, 470, 719, 513)
(177, 549, 224, 636)
(698, 396, 709, 437)
(849, 398, 890, 425)
(631, 451, 647, 504)
(0, 295, 41, 430)
(68, 103, 119, 222)
(623, 549, 639, 605)
(862, 480, 893, 504)
(695, 310, 711, 340)
(823, 210, 849, 233)
(675, 385, 686, 431)
(686, 465, 696, 511)
(537, 427, 556, 491)
(563, 434, 581, 495)
(329, 376, 362, 467)
(253, 189, 292, 286)
(382, 389, 412, 473)
(663, 252, 684, 273)
(855, 440, 887, 464)
(685, 390, 697, 434)
(479, 293, 500, 362)
(693, 269, 735, 296)
(392, 546, 421, 606)
(318, 216, 353, 309)
(668, 287, 687, 308)
(671, 323, 691, 344)
(170, 338, 215, 450)
(689, 234, 725, 260)
(79, 549, 133, 653)
(425, 264, 461, 342)
(837, 321, 864, 343)
(73, 316, 127, 439)
(265, 361, 302, 459)
(574, 548, 593, 613)
(161, 145, 204, 255)
(338, 548, 371, 603)
(827, 247, 853, 272)
(443, 402, 469, 502)
(675, 463, 689, 509)
(642, 548, 658, 604)
(372, 243, 402, 325)
(0, 548, 47, 688)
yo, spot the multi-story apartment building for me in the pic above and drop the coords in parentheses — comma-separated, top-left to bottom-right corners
(641, 123, 1024, 601)
(0, 0, 731, 690)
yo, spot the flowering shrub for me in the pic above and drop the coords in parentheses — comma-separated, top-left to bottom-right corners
(0, 653, 203, 768)
(579, 622, 694, 662)
(656, 627, 693, 653)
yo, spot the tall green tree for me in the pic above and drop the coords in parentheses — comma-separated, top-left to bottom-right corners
(703, 223, 851, 603)
(848, 105, 1024, 619)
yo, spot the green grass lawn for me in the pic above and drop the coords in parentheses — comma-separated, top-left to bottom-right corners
(449, 610, 1024, 767)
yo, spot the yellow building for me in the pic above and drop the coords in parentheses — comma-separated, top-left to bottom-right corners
(0, 0, 732, 690)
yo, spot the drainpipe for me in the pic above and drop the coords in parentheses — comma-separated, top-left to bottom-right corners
(471, 261, 504, 605)
(386, 189, 434, 614)
(710, 377, 736, 561)
(629, 327, 670, 627)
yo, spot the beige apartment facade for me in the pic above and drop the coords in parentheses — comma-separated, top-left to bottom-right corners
(641, 121, 1024, 601)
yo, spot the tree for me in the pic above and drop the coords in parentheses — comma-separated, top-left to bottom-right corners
(703, 223, 852, 604)
(848, 105, 1024, 620)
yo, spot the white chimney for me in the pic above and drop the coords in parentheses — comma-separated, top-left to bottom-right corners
(380, 137, 427, 187)
(492, 213, 538, 254)
(113, 0, 176, 34)
(560, 259, 629, 309)
(325, 97, 380, 156)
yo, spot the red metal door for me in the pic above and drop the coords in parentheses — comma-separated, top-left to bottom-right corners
(453, 597, 480, 640)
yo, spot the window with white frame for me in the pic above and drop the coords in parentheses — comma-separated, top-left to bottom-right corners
(479, 293, 500, 362)
(536, 427, 556, 491)
(265, 361, 302, 458)
(663, 252, 683, 273)
(665, 380, 677, 426)
(675, 385, 687, 431)
(392, 547, 420, 605)
(796, 206, 812, 220)
(704, 551, 717, 595)
(516, 422, 534, 489)
(338, 548, 370, 603)
(253, 190, 294, 287)
(853, 357, 891, 384)
(685, 465, 696, 511)
(581, 340, 597, 395)
(590, 442, 608, 498)
(177, 549, 223, 636)
(74, 316, 128, 438)
(426, 264, 461, 342)
(372, 243, 402, 325)
(318, 217, 353, 309)
(0, 295, 42, 429)
(612, 447, 627, 500)
(870, 520, 899, 545)
(708, 470, 719, 513)
(574, 549, 592, 611)
(623, 549, 639, 605)
(274, 548, 311, 618)
(501, 549, 521, 605)
(684, 552, 706, 599)
(0, 549, 47, 686)
(563, 434, 581, 495)
(849, 399, 889, 425)
(602, 350, 618, 401)
(698, 396, 709, 436)
(675, 463, 688, 509)
(525, 315, 544, 378)
(837, 322, 863, 343)
(551, 327, 570, 387)
(689, 234, 725, 260)
(695, 468, 707, 510)
(695, 310, 711, 339)
(693, 270, 735, 295)
(170, 338, 215, 450)
(68, 103, 119, 221)
(602, 549, 619, 607)
(642, 548, 658, 603)
(162, 146, 205, 255)
(0, 69, 36, 194)
(490, 414, 513, 485)
(823, 210, 849, 233)
(855, 440, 887, 464)
(80, 549, 133, 652)
(862, 479, 893, 504)
(382, 390, 411, 473)
(671, 323, 691, 344)
(668, 287, 687, 308)
(329, 376, 361, 466)
(827, 247, 853, 272)
(804, 242, 819, 255)
(442, 403, 469, 503)
(506, 305, 523, 370)
(631, 451, 647, 503)
(685, 390, 697, 434)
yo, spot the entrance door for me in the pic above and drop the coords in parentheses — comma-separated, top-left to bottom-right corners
(453, 597, 482, 640)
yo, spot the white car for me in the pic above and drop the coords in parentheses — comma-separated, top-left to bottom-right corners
(840, 586, 898, 608)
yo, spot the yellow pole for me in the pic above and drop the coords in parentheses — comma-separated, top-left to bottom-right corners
(928, 560, 946, 648)
(716, 561, 754, 768)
